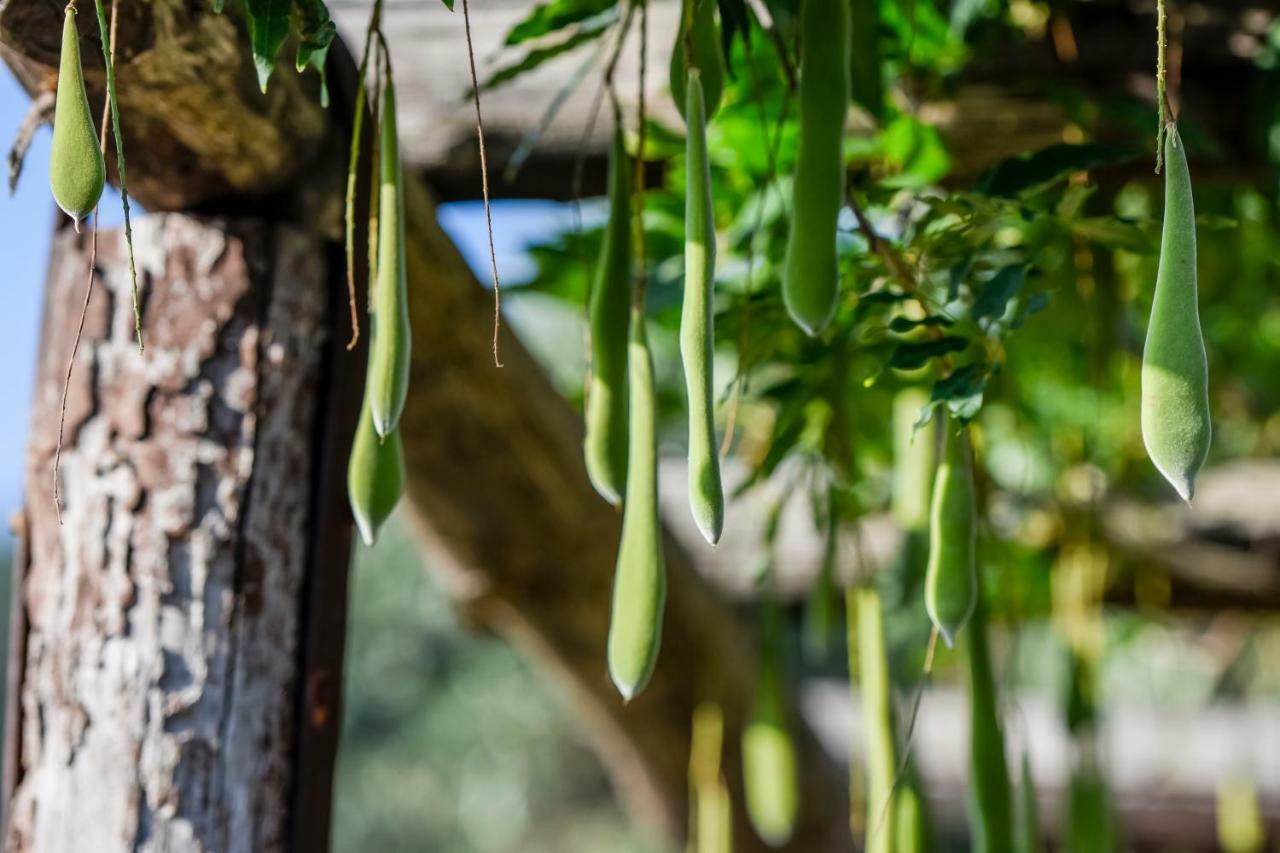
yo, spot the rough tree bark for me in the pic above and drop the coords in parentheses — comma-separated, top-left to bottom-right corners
(5, 217, 356, 852)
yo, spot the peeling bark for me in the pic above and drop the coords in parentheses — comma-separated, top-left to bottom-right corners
(6, 217, 334, 853)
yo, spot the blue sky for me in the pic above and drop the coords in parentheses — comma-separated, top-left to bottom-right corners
(0, 67, 575, 529)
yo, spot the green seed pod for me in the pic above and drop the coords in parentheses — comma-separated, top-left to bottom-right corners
(855, 586, 897, 853)
(347, 396, 405, 547)
(781, 0, 850, 335)
(924, 419, 977, 647)
(680, 71, 725, 544)
(584, 129, 633, 505)
(368, 76, 412, 438)
(1014, 750, 1041, 853)
(742, 604, 798, 847)
(49, 3, 105, 229)
(893, 388, 936, 534)
(1141, 124, 1211, 502)
(669, 0, 725, 122)
(607, 309, 666, 700)
(894, 774, 935, 853)
(966, 592, 1014, 853)
(1065, 765, 1115, 853)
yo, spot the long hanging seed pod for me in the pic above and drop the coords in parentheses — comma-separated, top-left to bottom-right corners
(583, 128, 633, 505)
(348, 393, 405, 547)
(606, 307, 665, 700)
(1141, 123, 1210, 502)
(1014, 750, 1042, 853)
(966, 590, 1014, 853)
(924, 418, 978, 646)
(781, 0, 851, 335)
(679, 69, 724, 544)
(49, 2, 105, 229)
(669, 0, 724, 120)
(742, 595, 798, 846)
(368, 70, 412, 437)
(855, 586, 897, 853)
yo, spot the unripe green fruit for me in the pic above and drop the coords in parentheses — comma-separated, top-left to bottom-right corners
(368, 76, 412, 438)
(781, 0, 851, 335)
(1141, 124, 1211, 503)
(584, 129, 633, 505)
(924, 419, 977, 647)
(679, 70, 724, 544)
(967, 593, 1014, 853)
(50, 4, 105, 229)
(856, 586, 896, 853)
(669, 0, 725, 122)
(742, 613, 797, 847)
(606, 309, 666, 700)
(347, 398, 405, 547)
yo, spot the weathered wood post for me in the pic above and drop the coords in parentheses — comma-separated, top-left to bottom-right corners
(4, 216, 358, 852)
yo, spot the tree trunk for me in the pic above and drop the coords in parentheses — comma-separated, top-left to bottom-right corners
(4, 216, 356, 852)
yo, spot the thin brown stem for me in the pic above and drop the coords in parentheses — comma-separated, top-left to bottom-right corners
(870, 624, 940, 842)
(460, 0, 505, 368)
(847, 191, 950, 356)
(631, 0, 649, 312)
(343, 4, 381, 350)
(719, 49, 791, 458)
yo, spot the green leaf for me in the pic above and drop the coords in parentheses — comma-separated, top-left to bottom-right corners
(880, 115, 950, 188)
(971, 264, 1025, 323)
(888, 336, 968, 370)
(976, 143, 1137, 198)
(246, 0, 292, 91)
(1010, 291, 1050, 329)
(859, 288, 911, 306)
(717, 0, 751, 64)
(888, 315, 953, 333)
(504, 0, 614, 46)
(479, 13, 615, 92)
(441, 0, 455, 8)
(294, 0, 336, 106)
(1196, 212, 1239, 231)
(913, 363, 989, 428)
(1069, 217, 1152, 253)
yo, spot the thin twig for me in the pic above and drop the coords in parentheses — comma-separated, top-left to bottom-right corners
(8, 90, 54, 195)
(869, 625, 940, 842)
(55, 0, 117, 523)
(343, 4, 381, 350)
(460, 0, 505, 368)
(1155, 0, 1167, 172)
(631, 0, 649, 312)
(91, 0, 141, 351)
(366, 36, 385, 310)
(719, 39, 791, 458)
